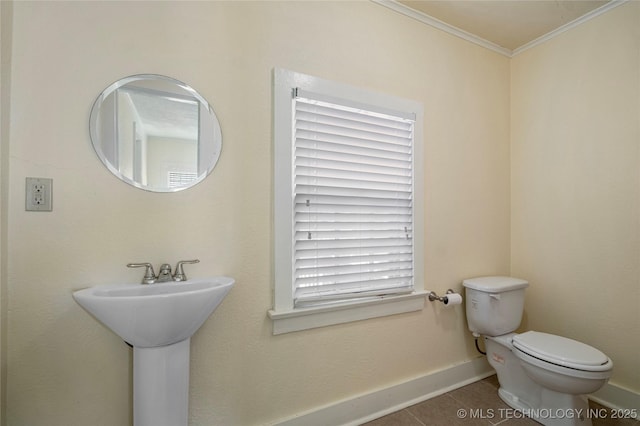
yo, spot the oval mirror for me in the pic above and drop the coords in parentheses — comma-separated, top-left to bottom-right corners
(89, 74, 222, 192)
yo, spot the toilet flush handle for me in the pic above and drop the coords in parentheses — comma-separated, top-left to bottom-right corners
(489, 293, 501, 300)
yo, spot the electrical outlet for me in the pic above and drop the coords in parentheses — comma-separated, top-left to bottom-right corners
(26, 177, 53, 212)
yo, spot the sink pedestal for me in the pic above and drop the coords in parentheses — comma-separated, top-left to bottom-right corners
(134, 339, 190, 426)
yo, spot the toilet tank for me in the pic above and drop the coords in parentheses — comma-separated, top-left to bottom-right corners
(462, 276, 529, 336)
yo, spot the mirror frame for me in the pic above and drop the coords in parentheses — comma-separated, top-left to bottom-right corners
(89, 74, 222, 192)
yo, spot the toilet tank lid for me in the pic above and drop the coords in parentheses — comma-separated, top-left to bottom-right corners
(462, 276, 529, 292)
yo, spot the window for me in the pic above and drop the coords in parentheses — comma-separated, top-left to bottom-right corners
(270, 69, 425, 334)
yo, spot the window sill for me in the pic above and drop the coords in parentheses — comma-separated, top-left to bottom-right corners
(267, 291, 427, 335)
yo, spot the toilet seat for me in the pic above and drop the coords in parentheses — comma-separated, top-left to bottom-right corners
(513, 331, 612, 372)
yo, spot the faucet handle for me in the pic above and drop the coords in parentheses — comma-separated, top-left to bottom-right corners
(127, 262, 156, 284)
(173, 259, 200, 282)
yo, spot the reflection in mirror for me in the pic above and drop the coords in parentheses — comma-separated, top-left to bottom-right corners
(90, 75, 222, 192)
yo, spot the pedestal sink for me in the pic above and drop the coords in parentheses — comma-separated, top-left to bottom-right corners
(73, 277, 234, 426)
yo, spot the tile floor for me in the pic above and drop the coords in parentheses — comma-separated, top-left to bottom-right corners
(361, 375, 638, 426)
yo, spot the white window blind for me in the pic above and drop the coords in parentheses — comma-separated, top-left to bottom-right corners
(168, 171, 198, 188)
(293, 89, 416, 308)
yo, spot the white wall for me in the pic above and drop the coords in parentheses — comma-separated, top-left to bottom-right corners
(4, 2, 510, 425)
(0, 1, 13, 421)
(145, 136, 197, 188)
(511, 1, 640, 394)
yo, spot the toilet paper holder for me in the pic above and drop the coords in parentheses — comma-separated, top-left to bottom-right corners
(428, 289, 455, 303)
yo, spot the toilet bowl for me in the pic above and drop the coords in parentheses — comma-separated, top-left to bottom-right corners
(463, 277, 613, 426)
(513, 331, 612, 395)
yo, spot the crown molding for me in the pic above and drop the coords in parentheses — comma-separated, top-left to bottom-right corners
(512, 0, 628, 56)
(371, 0, 512, 57)
(371, 0, 629, 58)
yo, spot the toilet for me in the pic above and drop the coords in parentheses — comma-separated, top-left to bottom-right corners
(463, 276, 613, 426)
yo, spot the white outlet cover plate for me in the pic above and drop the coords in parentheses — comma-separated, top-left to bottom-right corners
(26, 177, 53, 212)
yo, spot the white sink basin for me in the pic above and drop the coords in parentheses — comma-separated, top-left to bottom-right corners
(73, 277, 234, 347)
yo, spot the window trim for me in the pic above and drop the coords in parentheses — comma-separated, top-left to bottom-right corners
(270, 68, 425, 334)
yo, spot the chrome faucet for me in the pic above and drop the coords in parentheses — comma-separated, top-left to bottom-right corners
(156, 263, 173, 282)
(127, 259, 200, 284)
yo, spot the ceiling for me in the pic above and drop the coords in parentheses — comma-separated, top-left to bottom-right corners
(397, 0, 610, 51)
(125, 88, 199, 141)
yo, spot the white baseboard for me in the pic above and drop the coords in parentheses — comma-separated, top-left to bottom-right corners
(590, 382, 640, 416)
(269, 356, 640, 426)
(270, 356, 494, 426)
